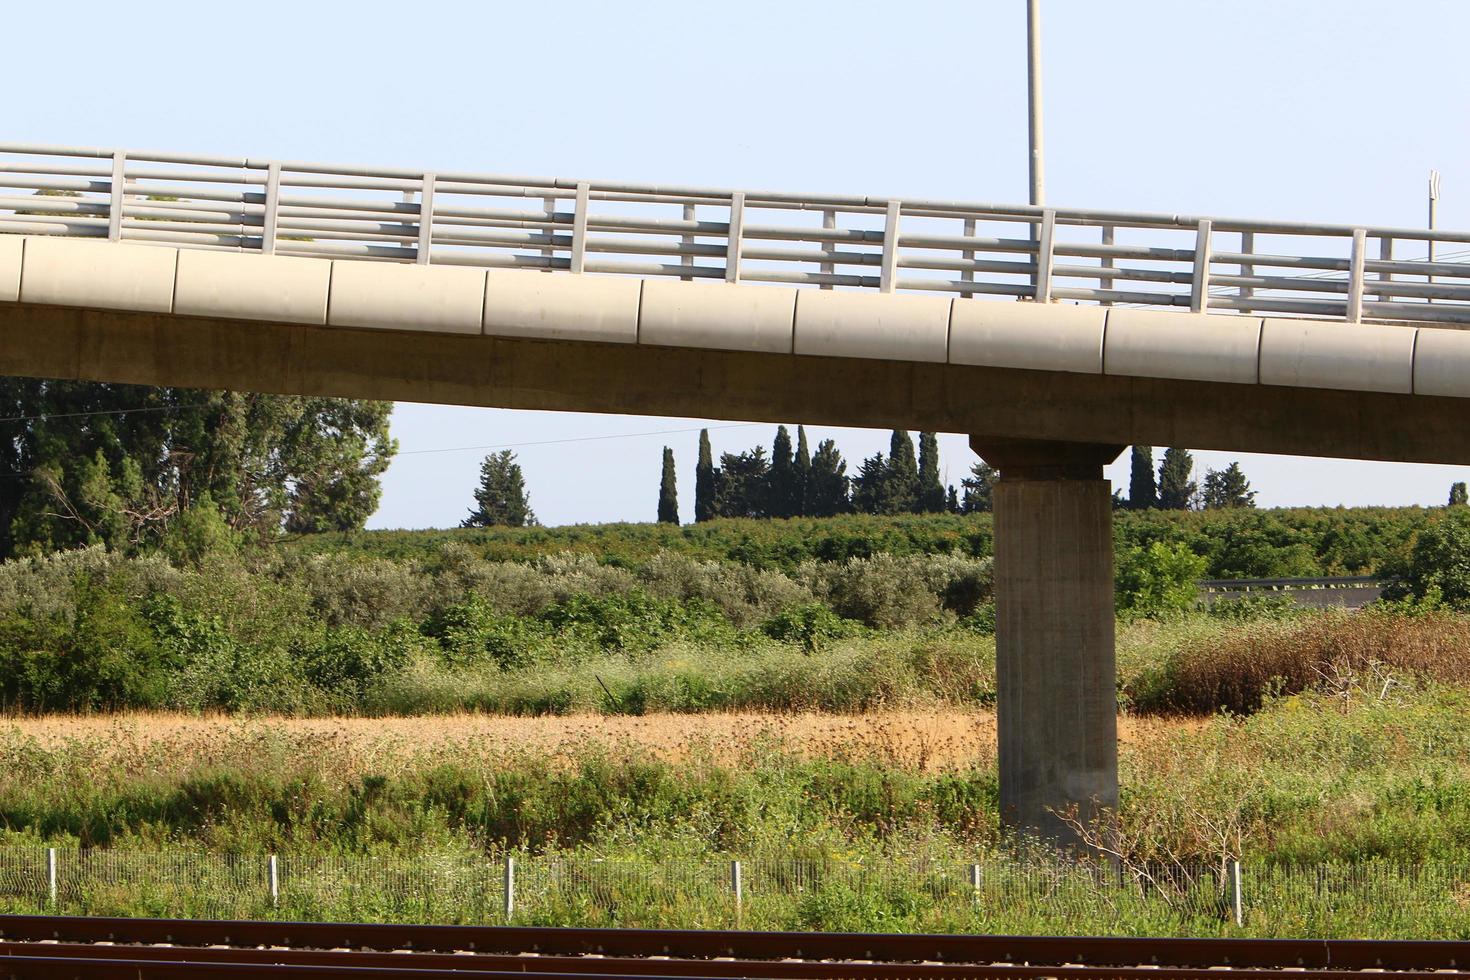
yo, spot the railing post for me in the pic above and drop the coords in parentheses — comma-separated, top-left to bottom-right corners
(268, 854, 279, 909)
(544, 195, 558, 272)
(1347, 228, 1366, 322)
(1099, 225, 1114, 305)
(261, 163, 281, 256)
(961, 217, 977, 293)
(730, 860, 743, 921)
(1378, 236, 1393, 302)
(879, 200, 902, 293)
(680, 204, 696, 281)
(725, 192, 745, 284)
(46, 847, 57, 909)
(570, 182, 589, 274)
(1230, 859, 1243, 927)
(1033, 209, 1056, 303)
(820, 209, 837, 289)
(416, 173, 436, 266)
(107, 151, 126, 242)
(503, 855, 516, 922)
(1189, 218, 1213, 313)
(1239, 230, 1255, 312)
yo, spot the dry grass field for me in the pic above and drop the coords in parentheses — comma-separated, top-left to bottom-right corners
(0, 710, 1196, 774)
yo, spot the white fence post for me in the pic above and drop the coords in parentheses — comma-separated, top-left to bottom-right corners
(268, 854, 279, 909)
(1230, 859, 1243, 926)
(730, 859, 743, 920)
(968, 863, 982, 905)
(503, 855, 516, 922)
(46, 847, 57, 908)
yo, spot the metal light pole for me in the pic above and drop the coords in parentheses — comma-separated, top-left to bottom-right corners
(1430, 169, 1441, 302)
(1027, 0, 1045, 207)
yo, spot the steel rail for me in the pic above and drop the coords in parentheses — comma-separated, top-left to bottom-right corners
(3, 916, 1469, 971)
(5, 142, 1470, 327)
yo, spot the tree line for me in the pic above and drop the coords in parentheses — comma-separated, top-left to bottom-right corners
(655, 427, 998, 525)
(1122, 446, 1257, 511)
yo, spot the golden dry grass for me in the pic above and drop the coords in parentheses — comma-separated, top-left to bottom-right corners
(0, 710, 1201, 775)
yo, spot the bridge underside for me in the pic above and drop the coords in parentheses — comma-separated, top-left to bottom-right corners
(3, 301, 1469, 465)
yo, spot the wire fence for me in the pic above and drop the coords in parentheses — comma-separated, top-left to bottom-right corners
(4, 846, 1470, 937)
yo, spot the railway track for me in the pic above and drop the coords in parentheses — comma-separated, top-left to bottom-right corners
(1, 916, 1466, 978)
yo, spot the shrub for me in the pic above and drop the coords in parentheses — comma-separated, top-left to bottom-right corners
(1132, 611, 1470, 715)
(1116, 541, 1208, 619)
(761, 603, 857, 651)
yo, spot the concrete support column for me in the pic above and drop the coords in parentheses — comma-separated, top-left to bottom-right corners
(971, 437, 1124, 848)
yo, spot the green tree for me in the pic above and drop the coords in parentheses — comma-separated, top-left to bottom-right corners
(850, 453, 889, 515)
(768, 425, 799, 519)
(694, 429, 716, 523)
(887, 430, 920, 513)
(793, 425, 812, 518)
(961, 462, 997, 514)
(1128, 446, 1158, 510)
(713, 447, 770, 518)
(1451, 482, 1468, 507)
(917, 432, 946, 513)
(946, 485, 960, 513)
(1157, 447, 1197, 511)
(463, 450, 534, 527)
(1383, 508, 1470, 609)
(805, 439, 849, 517)
(0, 381, 394, 556)
(657, 446, 679, 524)
(1201, 461, 1257, 509)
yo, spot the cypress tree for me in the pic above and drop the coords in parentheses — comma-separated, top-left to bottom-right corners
(656, 446, 679, 524)
(886, 430, 920, 513)
(946, 485, 960, 513)
(793, 425, 812, 517)
(694, 429, 716, 523)
(806, 439, 849, 516)
(1157, 447, 1197, 510)
(1452, 482, 1469, 507)
(917, 431, 946, 513)
(1128, 445, 1158, 510)
(463, 450, 534, 527)
(769, 425, 798, 518)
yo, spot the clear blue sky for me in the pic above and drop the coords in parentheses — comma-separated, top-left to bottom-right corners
(8, 1, 1470, 527)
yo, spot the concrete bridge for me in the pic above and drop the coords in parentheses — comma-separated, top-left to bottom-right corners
(3, 142, 1470, 845)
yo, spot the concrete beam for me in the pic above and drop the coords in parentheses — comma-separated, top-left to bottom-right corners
(2, 302, 1470, 465)
(972, 437, 1124, 848)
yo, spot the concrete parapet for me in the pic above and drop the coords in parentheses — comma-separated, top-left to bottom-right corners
(949, 299, 1104, 374)
(0, 237, 21, 303)
(484, 269, 640, 344)
(20, 237, 177, 314)
(1412, 326, 1470, 398)
(327, 261, 485, 334)
(1259, 318, 1416, 394)
(793, 289, 951, 363)
(174, 250, 329, 325)
(638, 280, 796, 354)
(1104, 308, 1262, 384)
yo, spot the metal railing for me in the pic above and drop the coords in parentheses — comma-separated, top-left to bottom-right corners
(3, 142, 1470, 325)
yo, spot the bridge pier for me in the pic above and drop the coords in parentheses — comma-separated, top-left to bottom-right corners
(971, 437, 1124, 848)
